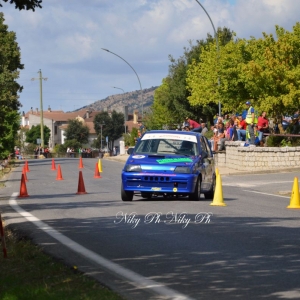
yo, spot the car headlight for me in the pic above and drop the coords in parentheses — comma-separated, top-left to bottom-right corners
(125, 164, 142, 172)
(174, 166, 191, 174)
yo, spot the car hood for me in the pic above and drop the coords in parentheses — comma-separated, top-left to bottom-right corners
(125, 154, 199, 171)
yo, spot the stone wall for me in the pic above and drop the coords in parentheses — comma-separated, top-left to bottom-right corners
(215, 141, 300, 172)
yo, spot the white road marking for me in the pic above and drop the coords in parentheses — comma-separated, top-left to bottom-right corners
(223, 183, 256, 187)
(223, 181, 293, 188)
(242, 190, 289, 198)
(9, 192, 193, 300)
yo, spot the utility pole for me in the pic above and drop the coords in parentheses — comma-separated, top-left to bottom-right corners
(31, 70, 47, 148)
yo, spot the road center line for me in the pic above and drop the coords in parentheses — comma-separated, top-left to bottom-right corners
(242, 190, 290, 198)
(9, 192, 193, 300)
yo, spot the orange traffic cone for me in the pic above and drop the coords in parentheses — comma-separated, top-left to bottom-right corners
(56, 164, 64, 180)
(94, 162, 101, 178)
(18, 174, 29, 198)
(79, 156, 84, 169)
(25, 160, 30, 172)
(76, 171, 87, 194)
(51, 158, 56, 170)
(22, 166, 28, 182)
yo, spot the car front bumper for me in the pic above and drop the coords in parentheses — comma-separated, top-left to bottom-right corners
(122, 172, 197, 194)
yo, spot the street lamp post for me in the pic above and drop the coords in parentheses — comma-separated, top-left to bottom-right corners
(112, 86, 125, 93)
(112, 86, 127, 134)
(102, 48, 144, 119)
(99, 123, 105, 151)
(194, 0, 221, 116)
(31, 69, 48, 148)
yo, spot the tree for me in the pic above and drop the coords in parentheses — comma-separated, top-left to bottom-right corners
(123, 127, 139, 147)
(0, 13, 24, 158)
(0, 0, 42, 11)
(151, 27, 234, 127)
(64, 119, 89, 145)
(25, 124, 50, 145)
(186, 38, 250, 114)
(186, 22, 300, 118)
(240, 24, 300, 117)
(93, 111, 125, 151)
(15, 126, 28, 153)
(0, 110, 20, 159)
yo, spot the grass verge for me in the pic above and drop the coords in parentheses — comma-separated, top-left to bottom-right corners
(0, 228, 124, 300)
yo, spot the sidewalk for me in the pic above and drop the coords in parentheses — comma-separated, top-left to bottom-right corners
(103, 154, 248, 176)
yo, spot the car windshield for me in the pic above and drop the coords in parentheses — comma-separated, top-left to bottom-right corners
(135, 138, 198, 156)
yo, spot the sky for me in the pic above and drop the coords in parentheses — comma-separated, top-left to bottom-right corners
(1, 0, 300, 114)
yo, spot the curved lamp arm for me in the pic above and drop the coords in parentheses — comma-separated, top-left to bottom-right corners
(194, 0, 221, 115)
(102, 48, 144, 118)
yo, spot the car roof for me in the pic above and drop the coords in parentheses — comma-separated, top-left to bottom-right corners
(143, 130, 202, 137)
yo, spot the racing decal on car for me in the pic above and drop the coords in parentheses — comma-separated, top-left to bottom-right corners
(173, 188, 178, 192)
(156, 158, 193, 164)
(141, 133, 197, 143)
(132, 155, 145, 159)
(151, 187, 162, 191)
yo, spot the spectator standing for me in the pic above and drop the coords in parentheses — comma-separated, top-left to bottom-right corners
(201, 123, 208, 135)
(232, 119, 239, 141)
(44, 147, 49, 158)
(210, 125, 218, 152)
(213, 114, 219, 125)
(219, 121, 234, 150)
(185, 117, 201, 131)
(245, 101, 258, 145)
(257, 111, 269, 142)
(223, 114, 230, 125)
(237, 116, 247, 141)
(213, 122, 225, 152)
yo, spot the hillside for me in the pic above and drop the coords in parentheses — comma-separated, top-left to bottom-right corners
(76, 86, 158, 114)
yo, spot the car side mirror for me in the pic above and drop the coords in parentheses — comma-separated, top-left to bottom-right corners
(202, 151, 208, 159)
(127, 148, 134, 155)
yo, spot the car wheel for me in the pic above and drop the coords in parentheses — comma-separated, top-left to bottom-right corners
(141, 192, 152, 199)
(121, 183, 133, 201)
(204, 174, 216, 199)
(189, 177, 201, 201)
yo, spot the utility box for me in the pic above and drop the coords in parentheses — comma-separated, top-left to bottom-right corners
(119, 141, 125, 155)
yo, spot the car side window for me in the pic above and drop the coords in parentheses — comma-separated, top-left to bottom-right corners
(202, 136, 212, 157)
(200, 136, 209, 157)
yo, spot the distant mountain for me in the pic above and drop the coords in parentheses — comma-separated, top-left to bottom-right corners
(75, 86, 158, 114)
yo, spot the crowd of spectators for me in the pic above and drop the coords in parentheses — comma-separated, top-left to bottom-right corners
(34, 147, 50, 158)
(180, 107, 300, 152)
(210, 108, 270, 151)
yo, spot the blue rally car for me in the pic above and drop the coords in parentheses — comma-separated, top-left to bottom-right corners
(121, 130, 216, 201)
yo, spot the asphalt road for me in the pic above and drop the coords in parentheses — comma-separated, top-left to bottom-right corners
(1, 158, 300, 300)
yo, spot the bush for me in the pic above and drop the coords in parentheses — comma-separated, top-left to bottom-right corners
(63, 139, 82, 152)
(266, 135, 300, 147)
(23, 143, 36, 156)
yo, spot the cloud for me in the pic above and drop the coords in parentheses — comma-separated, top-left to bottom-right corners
(1, 0, 300, 113)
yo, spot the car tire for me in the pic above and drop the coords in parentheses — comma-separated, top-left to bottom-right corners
(121, 184, 133, 201)
(141, 192, 152, 199)
(204, 174, 216, 199)
(189, 177, 201, 201)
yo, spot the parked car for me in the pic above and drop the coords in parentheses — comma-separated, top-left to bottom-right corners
(121, 130, 216, 201)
